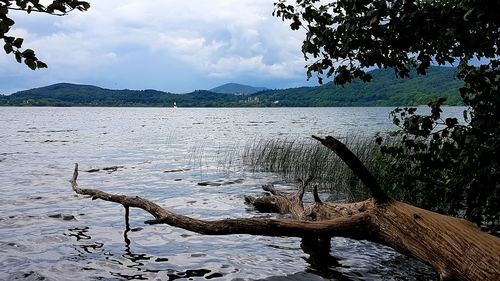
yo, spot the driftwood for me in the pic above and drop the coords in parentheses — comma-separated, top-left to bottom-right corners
(69, 135, 500, 281)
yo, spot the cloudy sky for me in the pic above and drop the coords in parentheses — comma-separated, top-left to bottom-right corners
(0, 0, 320, 94)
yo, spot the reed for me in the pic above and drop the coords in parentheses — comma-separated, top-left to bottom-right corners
(242, 136, 386, 201)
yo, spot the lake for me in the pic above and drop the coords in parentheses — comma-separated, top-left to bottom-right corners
(0, 107, 464, 280)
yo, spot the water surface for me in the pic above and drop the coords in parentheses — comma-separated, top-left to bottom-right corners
(1, 107, 462, 280)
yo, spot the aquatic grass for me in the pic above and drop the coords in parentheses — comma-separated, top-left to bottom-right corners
(215, 143, 246, 176)
(242, 136, 386, 201)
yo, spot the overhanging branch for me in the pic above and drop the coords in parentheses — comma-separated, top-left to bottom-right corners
(6, 6, 73, 16)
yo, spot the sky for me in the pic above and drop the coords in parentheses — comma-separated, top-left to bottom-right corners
(0, 0, 319, 94)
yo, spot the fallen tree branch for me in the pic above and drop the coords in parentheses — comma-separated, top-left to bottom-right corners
(312, 135, 389, 203)
(71, 163, 373, 238)
(243, 176, 313, 218)
(69, 132, 500, 281)
(313, 185, 322, 203)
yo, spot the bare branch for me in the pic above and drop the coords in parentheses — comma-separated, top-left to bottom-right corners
(70, 163, 373, 238)
(294, 176, 313, 202)
(262, 184, 283, 196)
(312, 135, 389, 203)
(313, 185, 322, 203)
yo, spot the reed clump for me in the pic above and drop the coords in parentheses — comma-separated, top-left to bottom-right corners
(243, 136, 386, 201)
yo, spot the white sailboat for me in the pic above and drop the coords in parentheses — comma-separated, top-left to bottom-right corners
(173, 102, 178, 108)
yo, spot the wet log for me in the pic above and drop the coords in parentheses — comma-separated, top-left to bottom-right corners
(69, 136, 500, 281)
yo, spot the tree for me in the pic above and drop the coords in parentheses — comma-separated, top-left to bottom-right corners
(274, 0, 500, 233)
(0, 0, 90, 69)
(273, 0, 499, 84)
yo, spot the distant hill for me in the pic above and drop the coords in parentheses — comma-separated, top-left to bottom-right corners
(0, 66, 463, 107)
(209, 83, 268, 95)
(0, 83, 175, 107)
(0, 83, 240, 107)
(253, 66, 464, 107)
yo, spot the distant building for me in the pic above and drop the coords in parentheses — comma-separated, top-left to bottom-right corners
(247, 96, 260, 103)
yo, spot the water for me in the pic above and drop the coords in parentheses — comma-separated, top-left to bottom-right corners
(0, 107, 463, 281)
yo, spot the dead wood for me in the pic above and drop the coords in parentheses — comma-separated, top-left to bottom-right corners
(70, 163, 373, 238)
(244, 177, 313, 219)
(312, 135, 388, 203)
(69, 135, 500, 281)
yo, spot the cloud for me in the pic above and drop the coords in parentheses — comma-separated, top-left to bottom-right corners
(1, 0, 312, 93)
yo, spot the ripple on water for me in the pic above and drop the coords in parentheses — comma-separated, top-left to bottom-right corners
(0, 241, 31, 253)
(7, 271, 51, 281)
(0, 107, 453, 280)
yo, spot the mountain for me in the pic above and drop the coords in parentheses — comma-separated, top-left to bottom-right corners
(209, 83, 268, 95)
(0, 66, 463, 107)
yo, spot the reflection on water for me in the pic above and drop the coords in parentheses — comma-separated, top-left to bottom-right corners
(63, 220, 227, 280)
(0, 107, 460, 280)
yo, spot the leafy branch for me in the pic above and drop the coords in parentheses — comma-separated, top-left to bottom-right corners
(0, 0, 90, 69)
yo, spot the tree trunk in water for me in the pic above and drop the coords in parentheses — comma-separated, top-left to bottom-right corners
(68, 136, 500, 281)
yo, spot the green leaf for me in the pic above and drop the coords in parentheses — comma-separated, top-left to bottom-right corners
(22, 49, 35, 57)
(393, 116, 400, 126)
(463, 8, 475, 21)
(15, 51, 22, 63)
(36, 60, 47, 69)
(25, 58, 37, 70)
(4, 17, 15, 26)
(3, 43, 13, 54)
(445, 118, 458, 128)
(0, 6, 8, 15)
(13, 38, 24, 48)
(77, 2, 91, 11)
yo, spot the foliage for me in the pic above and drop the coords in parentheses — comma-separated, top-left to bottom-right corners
(274, 0, 500, 233)
(0, 67, 462, 107)
(376, 63, 500, 234)
(0, 0, 89, 69)
(273, 0, 499, 85)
